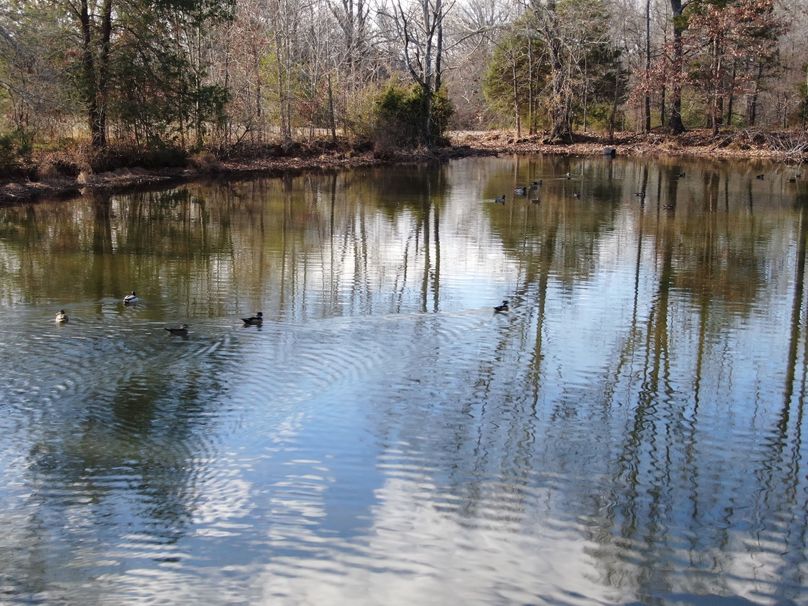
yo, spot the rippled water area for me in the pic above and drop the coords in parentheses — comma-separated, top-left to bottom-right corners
(1, 156, 807, 606)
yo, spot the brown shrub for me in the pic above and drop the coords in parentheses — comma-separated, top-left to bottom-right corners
(189, 151, 222, 173)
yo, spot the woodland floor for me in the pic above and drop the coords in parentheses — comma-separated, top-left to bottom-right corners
(2, 128, 805, 205)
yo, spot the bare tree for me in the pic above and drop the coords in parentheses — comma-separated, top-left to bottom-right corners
(383, 0, 454, 143)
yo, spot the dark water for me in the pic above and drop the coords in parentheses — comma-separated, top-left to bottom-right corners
(1, 156, 807, 605)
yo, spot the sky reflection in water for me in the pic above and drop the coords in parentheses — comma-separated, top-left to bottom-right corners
(0, 156, 806, 605)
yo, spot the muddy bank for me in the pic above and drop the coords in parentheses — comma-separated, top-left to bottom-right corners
(449, 129, 808, 163)
(2, 129, 805, 205)
(0, 144, 490, 206)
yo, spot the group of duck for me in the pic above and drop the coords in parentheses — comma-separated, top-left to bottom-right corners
(495, 179, 543, 205)
(498, 170, 802, 209)
(770, 172, 802, 183)
(757, 172, 803, 181)
(53, 287, 509, 330)
(53, 291, 264, 336)
(495, 173, 585, 205)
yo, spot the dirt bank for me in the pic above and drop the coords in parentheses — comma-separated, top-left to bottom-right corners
(449, 129, 808, 162)
(0, 144, 491, 206)
(2, 129, 804, 205)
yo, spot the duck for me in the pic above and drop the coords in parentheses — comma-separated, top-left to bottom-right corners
(755, 174, 764, 180)
(494, 300, 509, 313)
(165, 323, 189, 336)
(123, 291, 139, 305)
(564, 172, 572, 179)
(242, 312, 263, 326)
(494, 194, 506, 204)
(635, 192, 645, 198)
(55, 309, 68, 323)
(514, 186, 527, 196)
(572, 192, 580, 199)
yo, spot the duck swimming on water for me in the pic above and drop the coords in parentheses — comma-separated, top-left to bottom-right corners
(165, 323, 189, 336)
(123, 291, 139, 305)
(242, 312, 263, 326)
(494, 300, 509, 313)
(55, 309, 68, 323)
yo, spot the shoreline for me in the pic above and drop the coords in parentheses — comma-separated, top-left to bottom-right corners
(448, 129, 808, 162)
(1, 129, 805, 205)
(0, 145, 492, 206)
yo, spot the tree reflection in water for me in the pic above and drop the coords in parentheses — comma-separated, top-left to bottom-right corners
(0, 157, 805, 604)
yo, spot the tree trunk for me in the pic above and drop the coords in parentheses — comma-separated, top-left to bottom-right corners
(644, 0, 652, 132)
(608, 58, 620, 142)
(582, 57, 588, 133)
(430, 13, 444, 145)
(527, 30, 534, 135)
(96, 0, 113, 147)
(711, 36, 722, 137)
(548, 46, 571, 141)
(327, 73, 337, 143)
(435, 15, 443, 92)
(512, 55, 521, 138)
(537, 1, 572, 143)
(194, 25, 203, 148)
(274, 23, 291, 143)
(423, 83, 433, 144)
(748, 61, 763, 126)
(668, 0, 685, 134)
(80, 0, 102, 148)
(726, 61, 736, 127)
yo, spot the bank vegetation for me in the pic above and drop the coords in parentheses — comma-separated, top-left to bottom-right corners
(1, 0, 808, 201)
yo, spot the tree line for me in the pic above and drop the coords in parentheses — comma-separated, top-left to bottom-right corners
(0, 0, 807, 160)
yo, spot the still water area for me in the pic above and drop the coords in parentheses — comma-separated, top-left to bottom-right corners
(1, 156, 807, 605)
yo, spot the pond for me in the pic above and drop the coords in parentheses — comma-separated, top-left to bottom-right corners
(0, 156, 806, 605)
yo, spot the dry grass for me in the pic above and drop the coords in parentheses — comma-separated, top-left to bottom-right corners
(448, 128, 808, 163)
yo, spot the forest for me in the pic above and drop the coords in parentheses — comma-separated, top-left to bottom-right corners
(1, 0, 807, 176)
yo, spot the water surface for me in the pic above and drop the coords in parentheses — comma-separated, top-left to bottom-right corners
(1, 156, 807, 605)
